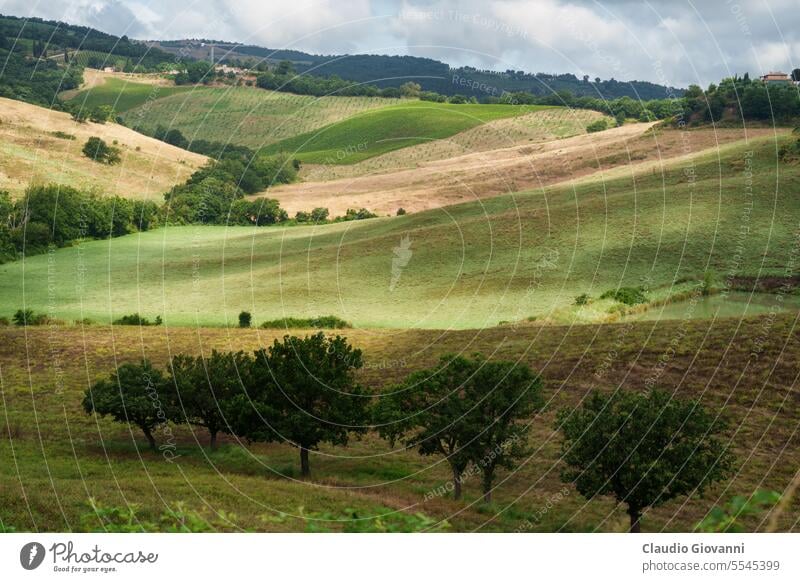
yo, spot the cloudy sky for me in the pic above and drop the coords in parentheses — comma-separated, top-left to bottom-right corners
(1, 0, 798, 88)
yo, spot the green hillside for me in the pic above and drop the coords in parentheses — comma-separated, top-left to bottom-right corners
(68, 76, 193, 113)
(264, 101, 544, 163)
(0, 132, 795, 329)
(117, 86, 404, 147)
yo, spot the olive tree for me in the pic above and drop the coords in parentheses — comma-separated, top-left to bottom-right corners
(82, 360, 168, 451)
(557, 389, 734, 532)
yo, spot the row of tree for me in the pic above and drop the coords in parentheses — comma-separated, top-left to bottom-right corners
(0, 186, 159, 261)
(84, 333, 734, 530)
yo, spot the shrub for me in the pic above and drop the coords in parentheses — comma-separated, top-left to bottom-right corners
(12, 309, 33, 326)
(574, 293, 589, 306)
(89, 105, 114, 124)
(0, 316, 9, 326)
(50, 130, 76, 140)
(586, 119, 608, 133)
(396, 208, 407, 216)
(113, 313, 162, 326)
(82, 137, 121, 165)
(11, 309, 53, 326)
(600, 286, 648, 306)
(238, 311, 252, 328)
(260, 315, 352, 329)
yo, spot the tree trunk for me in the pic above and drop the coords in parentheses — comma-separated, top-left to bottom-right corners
(628, 506, 641, 533)
(300, 446, 310, 478)
(209, 430, 218, 450)
(142, 427, 156, 451)
(481, 470, 494, 504)
(452, 466, 463, 500)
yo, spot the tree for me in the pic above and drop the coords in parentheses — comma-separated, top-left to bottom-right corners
(465, 360, 543, 502)
(238, 311, 252, 328)
(377, 355, 542, 501)
(166, 350, 250, 448)
(557, 389, 734, 532)
(375, 355, 477, 500)
(12, 309, 34, 326)
(792, 69, 800, 83)
(227, 333, 369, 477)
(82, 137, 120, 165)
(89, 105, 113, 124)
(82, 360, 168, 451)
(400, 81, 422, 98)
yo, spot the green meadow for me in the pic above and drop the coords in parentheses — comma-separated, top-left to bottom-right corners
(263, 101, 546, 163)
(68, 77, 194, 113)
(0, 134, 795, 329)
(118, 86, 404, 147)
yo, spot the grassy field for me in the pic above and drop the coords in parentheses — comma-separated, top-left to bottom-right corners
(67, 76, 194, 113)
(117, 86, 404, 148)
(0, 317, 797, 532)
(0, 133, 796, 328)
(300, 108, 607, 181)
(263, 101, 545, 164)
(0, 96, 206, 199)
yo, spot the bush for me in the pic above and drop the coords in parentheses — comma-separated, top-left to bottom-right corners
(11, 309, 53, 326)
(238, 311, 252, 328)
(82, 137, 121, 165)
(260, 315, 352, 329)
(574, 293, 589, 306)
(600, 286, 648, 306)
(586, 119, 608, 133)
(89, 105, 114, 124)
(396, 208, 407, 216)
(113, 313, 162, 326)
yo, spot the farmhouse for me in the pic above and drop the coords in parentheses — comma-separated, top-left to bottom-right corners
(760, 71, 791, 84)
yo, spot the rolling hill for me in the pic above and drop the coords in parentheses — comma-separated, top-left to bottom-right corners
(117, 85, 404, 148)
(0, 132, 796, 328)
(262, 101, 544, 163)
(0, 96, 206, 199)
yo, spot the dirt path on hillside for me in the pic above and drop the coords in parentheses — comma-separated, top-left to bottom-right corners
(258, 124, 781, 216)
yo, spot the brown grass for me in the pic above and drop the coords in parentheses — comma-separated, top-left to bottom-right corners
(1, 315, 797, 532)
(0, 97, 207, 199)
(260, 124, 783, 217)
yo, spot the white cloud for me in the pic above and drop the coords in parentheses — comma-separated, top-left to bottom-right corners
(1, 0, 799, 86)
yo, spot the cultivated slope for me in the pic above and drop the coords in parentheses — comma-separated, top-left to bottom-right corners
(0, 135, 795, 328)
(0, 97, 207, 199)
(119, 86, 404, 148)
(262, 124, 782, 216)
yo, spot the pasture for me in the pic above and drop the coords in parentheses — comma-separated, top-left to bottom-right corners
(0, 316, 797, 532)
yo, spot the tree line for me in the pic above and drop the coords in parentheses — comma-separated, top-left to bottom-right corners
(84, 333, 734, 531)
